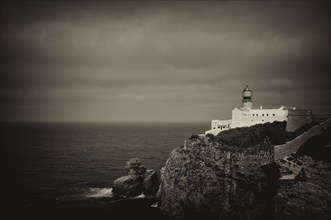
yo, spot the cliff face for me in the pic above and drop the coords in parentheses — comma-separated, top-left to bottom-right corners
(158, 121, 331, 220)
(158, 129, 280, 220)
(275, 127, 331, 220)
(275, 157, 331, 220)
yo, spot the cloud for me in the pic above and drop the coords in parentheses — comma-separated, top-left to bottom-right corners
(0, 1, 330, 121)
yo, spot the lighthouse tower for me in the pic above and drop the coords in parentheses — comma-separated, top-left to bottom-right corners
(242, 85, 252, 110)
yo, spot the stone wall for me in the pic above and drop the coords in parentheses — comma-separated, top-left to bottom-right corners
(313, 114, 331, 123)
(274, 118, 331, 160)
(286, 109, 312, 132)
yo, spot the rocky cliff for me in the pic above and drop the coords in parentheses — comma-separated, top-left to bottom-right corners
(275, 127, 331, 220)
(158, 123, 283, 220)
(157, 121, 331, 220)
(275, 156, 331, 220)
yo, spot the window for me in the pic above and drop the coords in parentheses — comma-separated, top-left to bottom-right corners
(253, 114, 255, 116)
(262, 120, 264, 122)
(262, 114, 264, 116)
(256, 114, 258, 116)
(267, 114, 269, 116)
(251, 120, 253, 122)
(273, 114, 275, 116)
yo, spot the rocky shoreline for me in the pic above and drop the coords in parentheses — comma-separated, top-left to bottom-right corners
(112, 158, 160, 199)
(112, 121, 331, 220)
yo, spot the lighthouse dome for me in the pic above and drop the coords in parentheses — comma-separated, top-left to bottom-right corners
(242, 85, 252, 97)
(243, 85, 251, 92)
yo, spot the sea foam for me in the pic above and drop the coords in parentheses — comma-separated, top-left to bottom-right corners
(86, 187, 113, 198)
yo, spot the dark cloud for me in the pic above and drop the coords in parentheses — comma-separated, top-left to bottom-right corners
(0, 1, 330, 122)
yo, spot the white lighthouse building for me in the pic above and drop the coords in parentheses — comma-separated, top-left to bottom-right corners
(205, 85, 288, 135)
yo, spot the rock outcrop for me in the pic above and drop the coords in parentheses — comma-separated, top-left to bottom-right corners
(113, 175, 143, 197)
(158, 128, 280, 220)
(157, 121, 331, 220)
(113, 158, 159, 197)
(125, 158, 147, 176)
(275, 156, 331, 220)
(143, 170, 160, 195)
(275, 127, 331, 220)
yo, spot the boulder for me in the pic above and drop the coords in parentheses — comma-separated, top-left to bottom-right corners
(143, 169, 159, 195)
(113, 175, 143, 197)
(125, 158, 146, 175)
(113, 158, 159, 197)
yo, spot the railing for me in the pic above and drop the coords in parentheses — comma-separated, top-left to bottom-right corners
(278, 157, 302, 175)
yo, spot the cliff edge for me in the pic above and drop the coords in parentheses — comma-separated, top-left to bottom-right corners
(157, 121, 331, 220)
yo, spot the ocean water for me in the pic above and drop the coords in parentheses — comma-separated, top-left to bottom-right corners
(1, 122, 208, 219)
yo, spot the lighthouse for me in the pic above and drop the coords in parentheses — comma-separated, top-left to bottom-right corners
(242, 85, 252, 110)
(205, 85, 289, 135)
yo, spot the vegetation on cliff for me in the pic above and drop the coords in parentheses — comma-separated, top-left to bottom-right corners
(213, 121, 315, 148)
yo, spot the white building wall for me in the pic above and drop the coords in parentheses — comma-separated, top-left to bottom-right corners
(230, 108, 243, 128)
(211, 119, 232, 129)
(231, 107, 288, 129)
(206, 106, 289, 135)
(205, 119, 232, 135)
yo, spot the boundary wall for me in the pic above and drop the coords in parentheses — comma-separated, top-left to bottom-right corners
(274, 118, 331, 160)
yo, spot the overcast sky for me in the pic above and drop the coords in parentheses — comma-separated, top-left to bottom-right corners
(1, 1, 330, 122)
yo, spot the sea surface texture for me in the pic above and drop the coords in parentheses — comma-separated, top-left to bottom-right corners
(1, 122, 207, 219)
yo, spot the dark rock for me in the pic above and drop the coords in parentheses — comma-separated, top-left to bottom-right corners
(113, 175, 143, 197)
(294, 167, 308, 181)
(158, 133, 279, 220)
(157, 121, 331, 219)
(125, 158, 146, 175)
(143, 169, 159, 195)
(137, 165, 147, 176)
(275, 156, 331, 220)
(275, 127, 331, 219)
(113, 158, 159, 197)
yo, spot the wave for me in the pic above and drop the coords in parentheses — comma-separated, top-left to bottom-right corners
(86, 187, 113, 198)
(135, 194, 146, 199)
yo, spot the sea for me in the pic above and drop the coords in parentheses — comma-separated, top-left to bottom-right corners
(1, 122, 208, 220)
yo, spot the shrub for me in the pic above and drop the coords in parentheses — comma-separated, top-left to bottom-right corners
(206, 133, 215, 141)
(189, 134, 200, 140)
